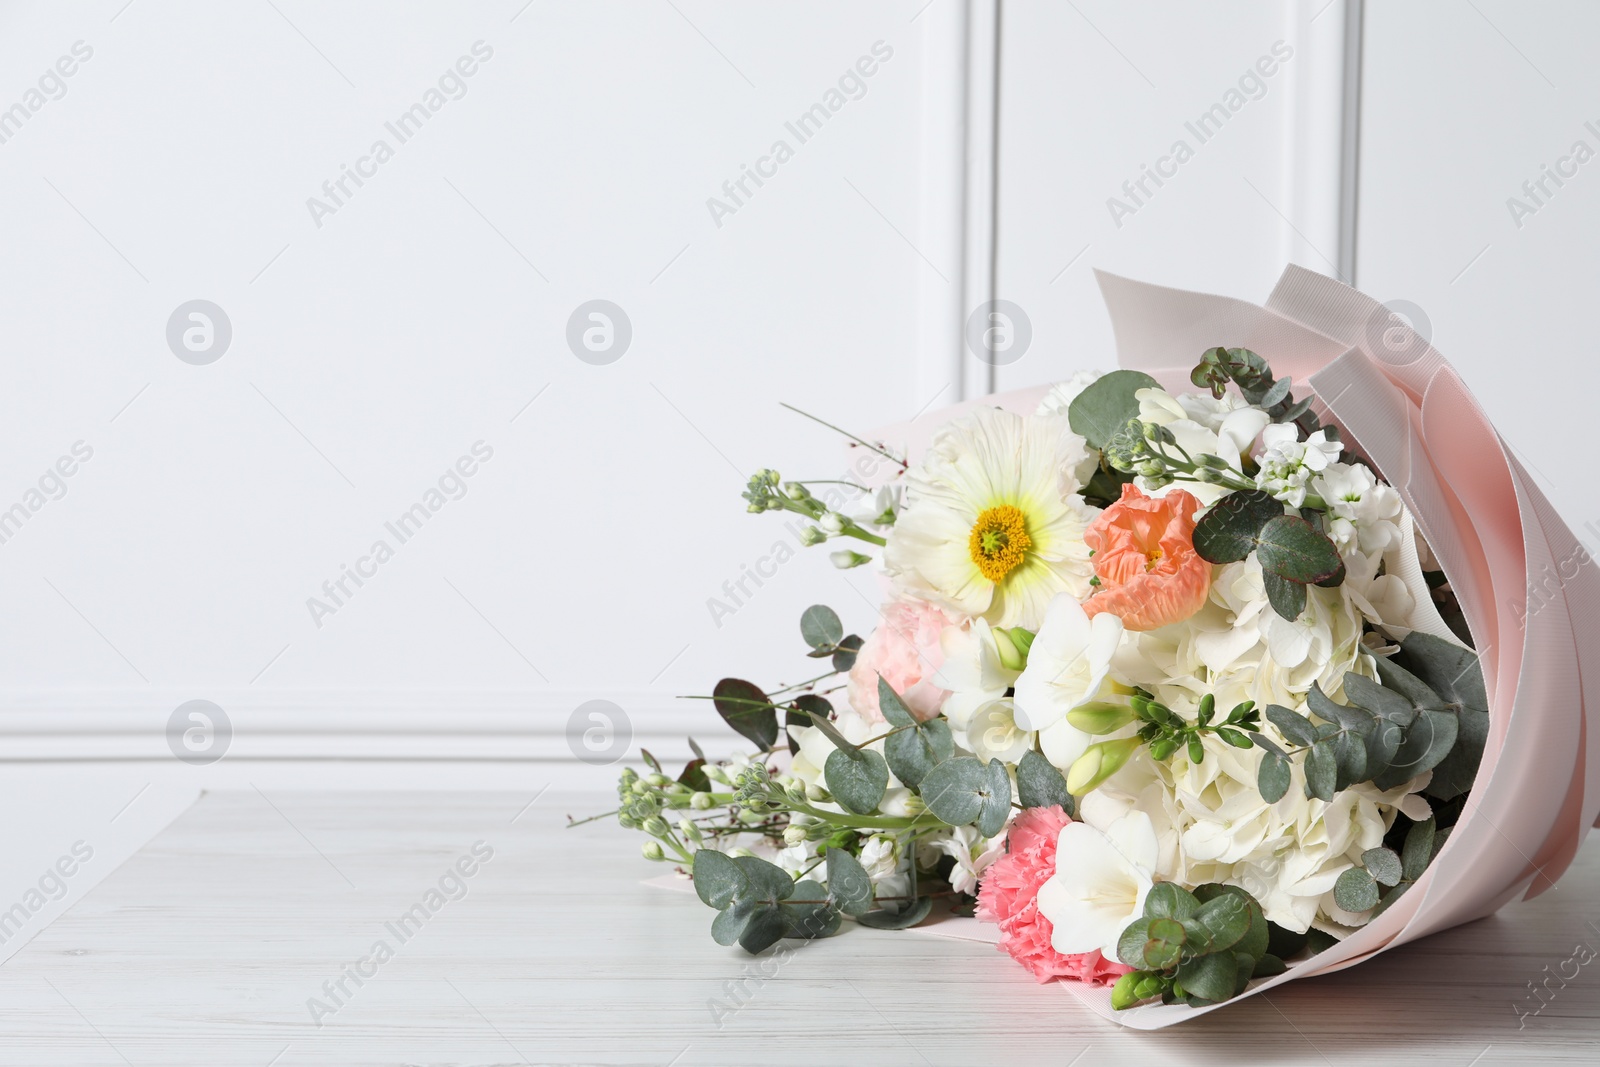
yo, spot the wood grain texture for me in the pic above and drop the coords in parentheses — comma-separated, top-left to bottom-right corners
(0, 790, 1595, 1066)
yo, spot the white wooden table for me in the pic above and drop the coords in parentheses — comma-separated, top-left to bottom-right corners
(0, 790, 1594, 1065)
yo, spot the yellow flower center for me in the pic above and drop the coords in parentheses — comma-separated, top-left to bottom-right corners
(968, 504, 1033, 584)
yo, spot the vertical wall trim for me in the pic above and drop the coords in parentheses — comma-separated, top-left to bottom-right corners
(1338, 0, 1365, 287)
(1281, 0, 1360, 286)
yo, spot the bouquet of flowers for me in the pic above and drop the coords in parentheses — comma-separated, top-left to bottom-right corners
(600, 266, 1600, 1026)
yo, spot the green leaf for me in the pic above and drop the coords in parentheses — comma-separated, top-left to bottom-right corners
(1252, 953, 1288, 978)
(1267, 922, 1308, 960)
(797, 704, 858, 754)
(1192, 490, 1286, 564)
(692, 849, 747, 909)
(1186, 891, 1251, 954)
(712, 678, 779, 749)
(1143, 917, 1187, 970)
(1363, 847, 1404, 887)
(1392, 633, 1487, 801)
(1304, 739, 1336, 801)
(1176, 953, 1238, 1003)
(1256, 515, 1344, 584)
(1144, 882, 1201, 922)
(878, 678, 954, 789)
(1334, 867, 1379, 912)
(1266, 704, 1318, 747)
(1262, 571, 1307, 621)
(1191, 886, 1269, 960)
(824, 747, 890, 814)
(824, 849, 875, 917)
(856, 896, 934, 929)
(1402, 816, 1437, 881)
(831, 634, 864, 672)
(711, 898, 759, 946)
(1373, 708, 1458, 790)
(1258, 750, 1291, 803)
(784, 880, 841, 939)
(738, 904, 791, 953)
(800, 605, 844, 650)
(1067, 369, 1161, 449)
(732, 855, 794, 900)
(1307, 683, 1378, 734)
(1249, 731, 1287, 758)
(918, 756, 1011, 835)
(676, 758, 711, 793)
(1117, 917, 1153, 968)
(1342, 672, 1420, 724)
(1017, 749, 1073, 811)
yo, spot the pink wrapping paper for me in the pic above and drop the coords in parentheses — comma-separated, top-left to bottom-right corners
(893, 265, 1600, 1027)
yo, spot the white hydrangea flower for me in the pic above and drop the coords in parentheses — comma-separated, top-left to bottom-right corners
(1255, 424, 1341, 507)
(1315, 462, 1403, 556)
(1081, 731, 1431, 933)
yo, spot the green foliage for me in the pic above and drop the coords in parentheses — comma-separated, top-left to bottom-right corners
(1192, 490, 1287, 564)
(800, 604, 844, 650)
(824, 746, 890, 815)
(855, 896, 935, 929)
(1191, 490, 1343, 621)
(919, 756, 1013, 837)
(1111, 693, 1259, 788)
(1190, 347, 1320, 433)
(1016, 749, 1074, 813)
(824, 848, 874, 918)
(1068, 369, 1161, 450)
(1113, 881, 1274, 1011)
(712, 678, 779, 749)
(786, 694, 831, 756)
(1384, 633, 1488, 800)
(878, 678, 954, 789)
(693, 851, 836, 954)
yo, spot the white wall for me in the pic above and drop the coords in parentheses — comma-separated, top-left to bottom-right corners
(3, 0, 1597, 937)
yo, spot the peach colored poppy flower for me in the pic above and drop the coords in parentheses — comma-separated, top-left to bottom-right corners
(1081, 484, 1211, 631)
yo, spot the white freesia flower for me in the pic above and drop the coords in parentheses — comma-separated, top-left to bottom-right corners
(1013, 594, 1126, 770)
(884, 407, 1098, 629)
(925, 825, 1007, 896)
(938, 618, 1022, 729)
(1315, 462, 1403, 556)
(1255, 424, 1342, 507)
(1036, 811, 1159, 959)
(1132, 387, 1270, 505)
(964, 698, 1035, 764)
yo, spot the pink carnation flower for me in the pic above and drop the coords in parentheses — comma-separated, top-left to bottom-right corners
(847, 598, 953, 723)
(976, 805, 1131, 985)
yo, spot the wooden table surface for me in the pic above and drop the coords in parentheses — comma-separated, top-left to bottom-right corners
(0, 790, 1595, 1066)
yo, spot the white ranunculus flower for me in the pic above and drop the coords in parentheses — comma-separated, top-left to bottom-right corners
(1315, 462, 1404, 556)
(884, 407, 1098, 630)
(1036, 811, 1160, 959)
(1012, 594, 1126, 770)
(963, 698, 1034, 764)
(937, 617, 1022, 729)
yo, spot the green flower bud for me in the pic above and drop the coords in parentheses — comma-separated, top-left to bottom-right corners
(783, 482, 810, 500)
(805, 783, 830, 802)
(1198, 453, 1231, 469)
(830, 550, 871, 569)
(738, 807, 766, 825)
(782, 825, 808, 847)
(1137, 460, 1165, 479)
(1194, 467, 1223, 484)
(689, 791, 714, 810)
(992, 626, 1032, 672)
(1187, 737, 1205, 764)
(641, 841, 665, 861)
(1111, 971, 1144, 1010)
(819, 511, 846, 535)
(1196, 693, 1215, 726)
(1066, 737, 1141, 795)
(677, 818, 702, 843)
(644, 772, 671, 788)
(642, 816, 670, 838)
(1066, 701, 1136, 735)
(799, 525, 827, 547)
(1148, 737, 1178, 761)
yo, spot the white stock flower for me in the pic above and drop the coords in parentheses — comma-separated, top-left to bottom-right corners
(925, 825, 1007, 897)
(1012, 594, 1125, 771)
(1315, 462, 1403, 556)
(884, 407, 1098, 630)
(1035, 811, 1159, 959)
(1255, 424, 1341, 507)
